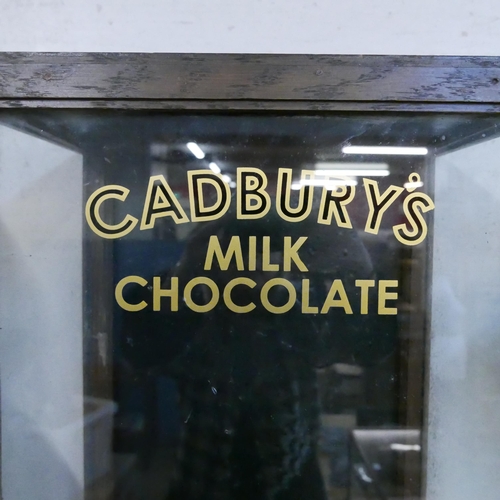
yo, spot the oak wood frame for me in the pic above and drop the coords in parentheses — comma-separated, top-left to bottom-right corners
(1, 53, 500, 110)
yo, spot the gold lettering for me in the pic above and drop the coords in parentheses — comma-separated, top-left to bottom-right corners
(184, 277, 219, 313)
(140, 175, 189, 230)
(236, 167, 271, 219)
(223, 278, 257, 313)
(318, 184, 355, 228)
(283, 236, 309, 272)
(248, 236, 257, 271)
(321, 280, 353, 314)
(115, 275, 148, 312)
(262, 236, 279, 271)
(355, 279, 375, 314)
(204, 236, 244, 271)
(378, 280, 398, 315)
(301, 279, 318, 314)
(393, 192, 435, 246)
(153, 277, 179, 312)
(276, 168, 315, 222)
(364, 179, 404, 235)
(188, 170, 231, 222)
(261, 278, 296, 314)
(86, 185, 138, 239)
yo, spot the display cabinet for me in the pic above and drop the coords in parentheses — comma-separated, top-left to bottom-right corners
(1, 54, 500, 500)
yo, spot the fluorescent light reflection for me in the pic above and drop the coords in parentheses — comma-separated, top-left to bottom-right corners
(342, 146, 428, 156)
(222, 174, 232, 183)
(315, 162, 389, 177)
(186, 142, 205, 159)
(404, 181, 424, 190)
(209, 162, 221, 174)
(291, 178, 358, 190)
(320, 169, 389, 177)
(390, 443, 421, 452)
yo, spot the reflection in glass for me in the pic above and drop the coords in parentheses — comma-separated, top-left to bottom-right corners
(1, 111, 499, 499)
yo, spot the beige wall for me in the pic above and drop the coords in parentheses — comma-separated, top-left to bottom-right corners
(0, 0, 499, 55)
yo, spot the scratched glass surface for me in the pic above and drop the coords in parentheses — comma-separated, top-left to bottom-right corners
(1, 111, 499, 500)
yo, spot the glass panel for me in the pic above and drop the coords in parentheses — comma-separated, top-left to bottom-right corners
(429, 136, 500, 500)
(0, 110, 498, 500)
(0, 124, 84, 499)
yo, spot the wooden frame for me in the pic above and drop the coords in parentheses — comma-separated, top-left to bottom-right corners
(1, 53, 500, 110)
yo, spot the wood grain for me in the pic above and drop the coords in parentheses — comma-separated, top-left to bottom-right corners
(1, 53, 500, 103)
(3, 98, 500, 112)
